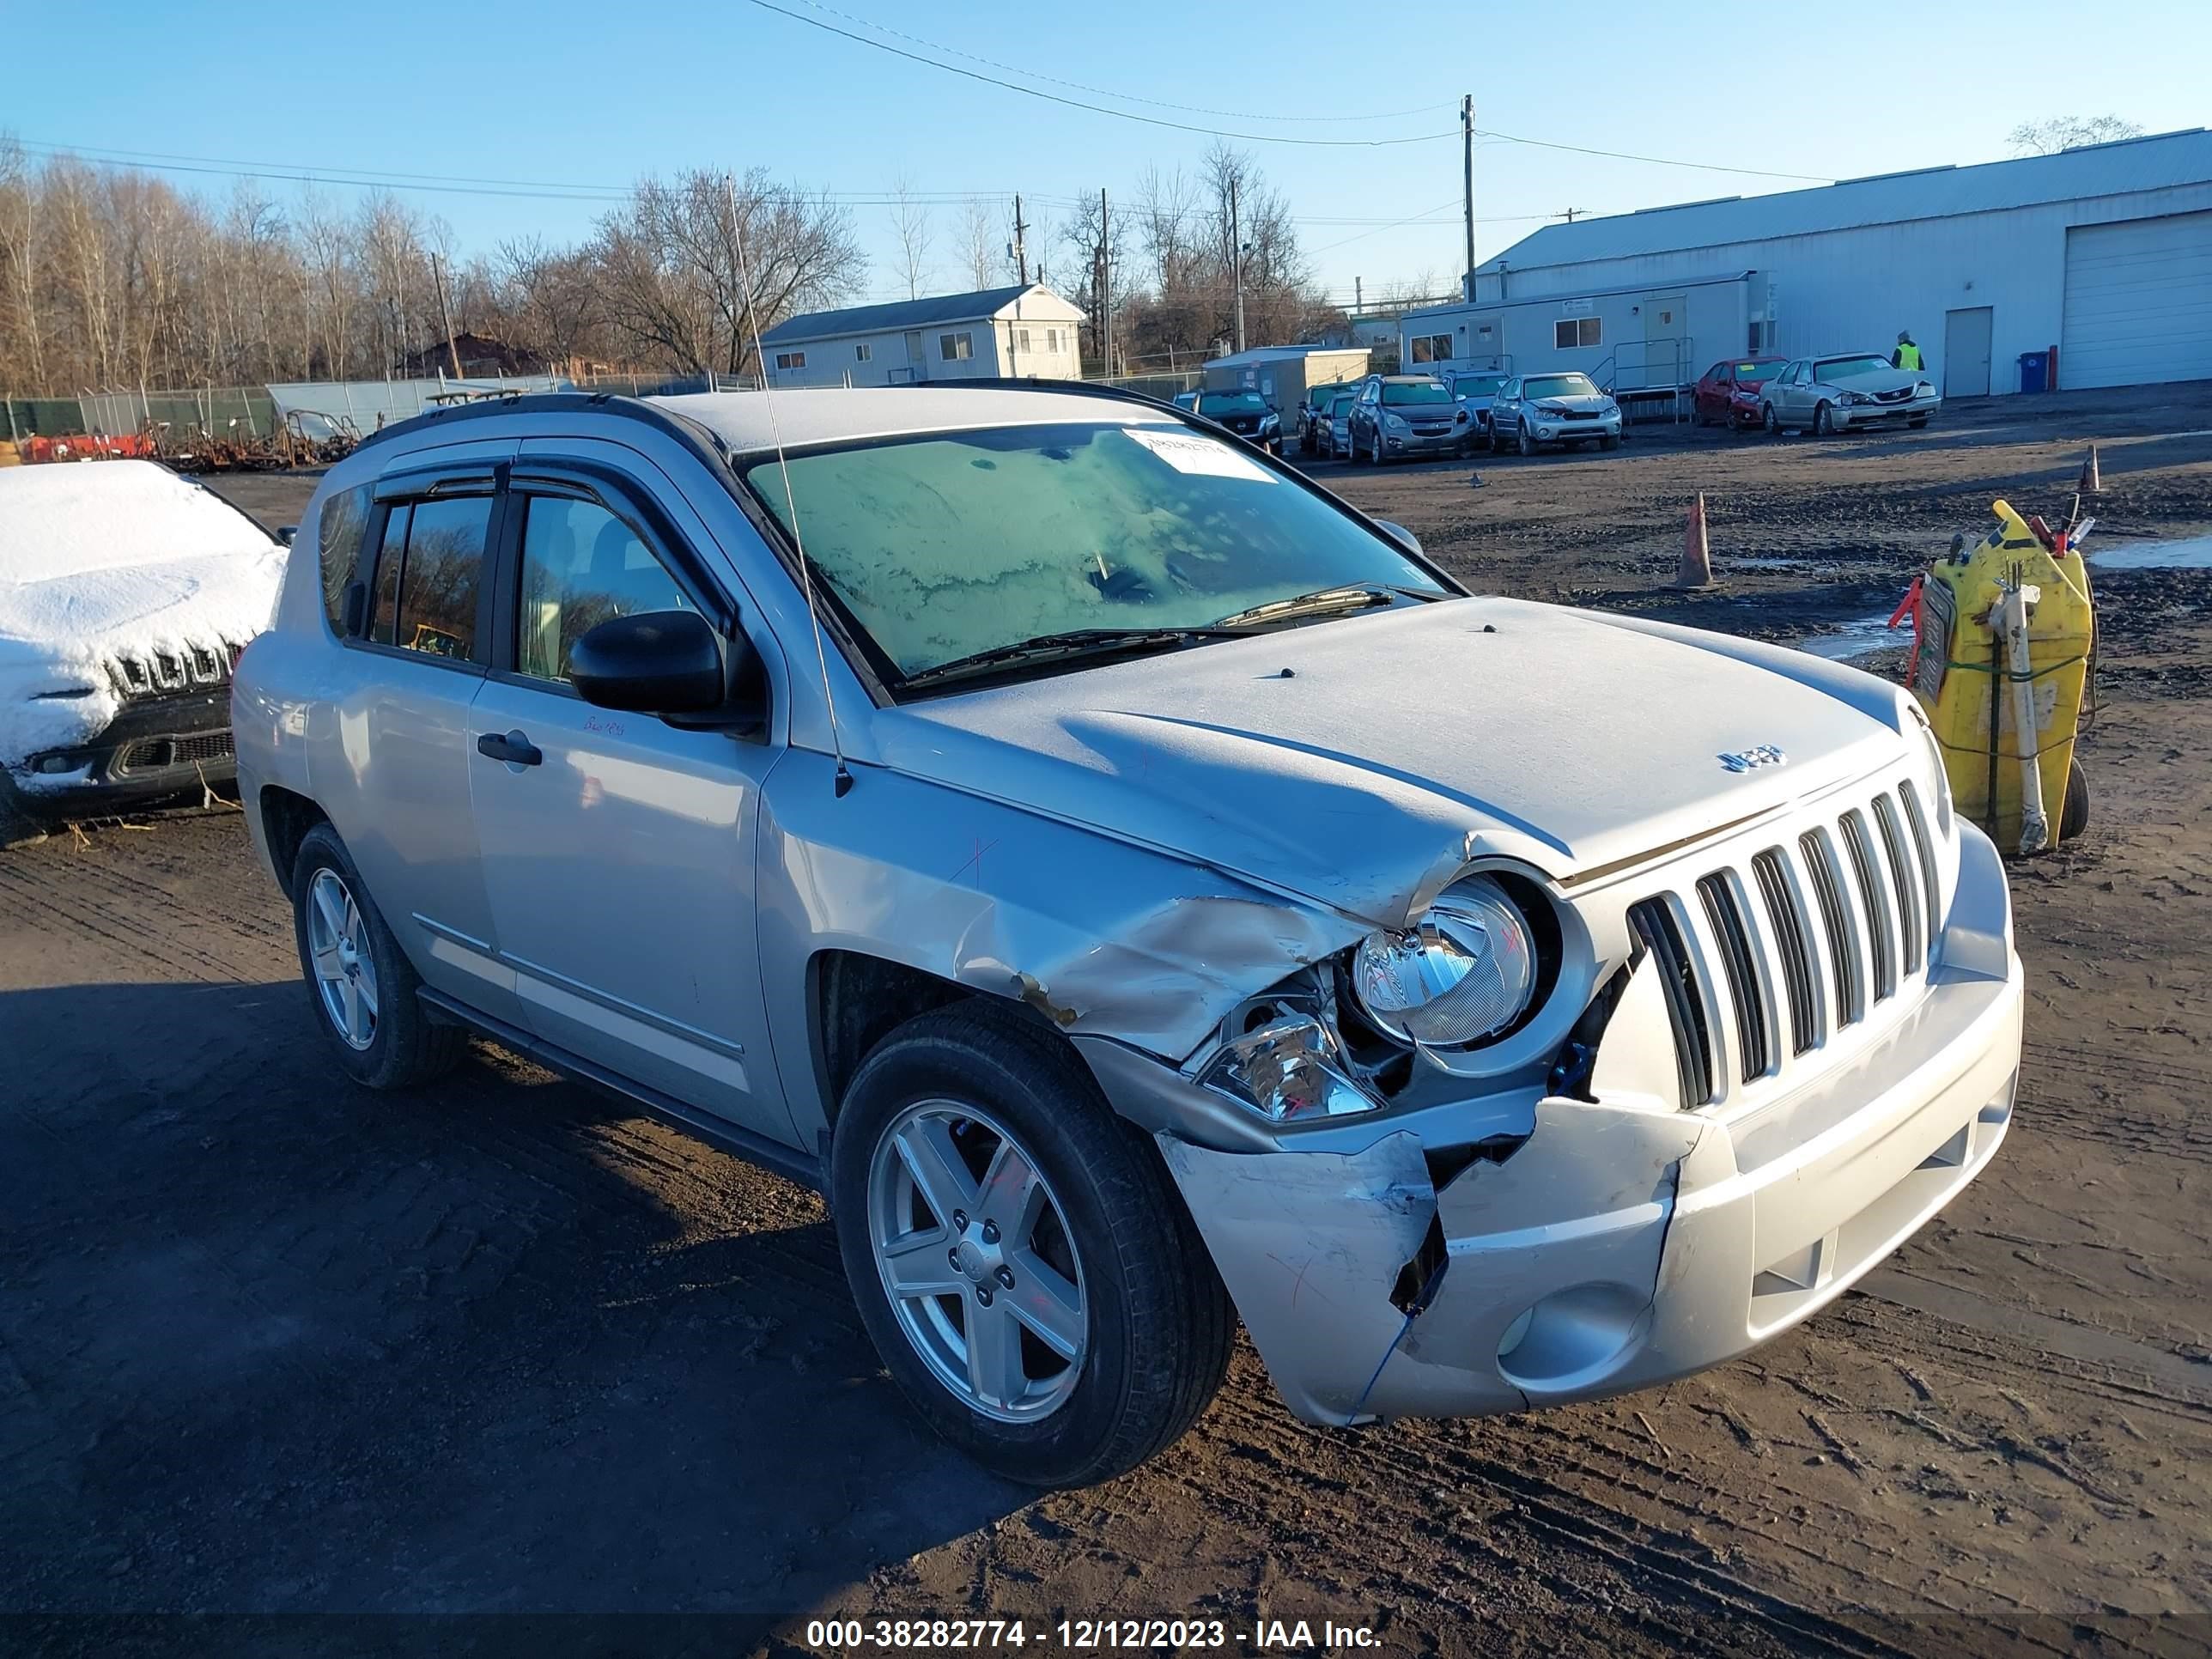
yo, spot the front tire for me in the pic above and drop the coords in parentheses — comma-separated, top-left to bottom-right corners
(1516, 420, 1535, 457)
(1909, 416, 1930, 429)
(1601, 431, 1620, 450)
(289, 823, 466, 1089)
(1814, 401, 1835, 436)
(830, 1003, 1232, 1488)
(1762, 403, 1781, 435)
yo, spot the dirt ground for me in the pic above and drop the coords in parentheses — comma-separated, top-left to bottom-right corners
(3, 388, 2209, 1658)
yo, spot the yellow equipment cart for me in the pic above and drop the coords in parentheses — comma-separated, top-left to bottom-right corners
(1899, 499, 2094, 855)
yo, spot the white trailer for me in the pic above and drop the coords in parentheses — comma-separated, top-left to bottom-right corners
(1399, 272, 1770, 395)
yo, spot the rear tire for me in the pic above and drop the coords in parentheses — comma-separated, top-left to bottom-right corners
(2061, 756, 2091, 842)
(830, 1002, 1233, 1488)
(289, 823, 467, 1090)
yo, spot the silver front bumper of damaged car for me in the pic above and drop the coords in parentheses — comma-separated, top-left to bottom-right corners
(1145, 822, 2021, 1427)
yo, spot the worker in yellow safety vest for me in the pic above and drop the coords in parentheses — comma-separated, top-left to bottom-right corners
(1893, 331, 1924, 371)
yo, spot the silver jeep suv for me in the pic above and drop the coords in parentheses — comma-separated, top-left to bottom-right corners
(236, 386, 2022, 1487)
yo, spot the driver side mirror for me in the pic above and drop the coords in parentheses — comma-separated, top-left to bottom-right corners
(569, 609, 764, 733)
(1375, 520, 1423, 556)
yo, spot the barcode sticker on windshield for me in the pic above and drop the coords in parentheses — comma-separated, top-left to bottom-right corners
(1122, 427, 1276, 483)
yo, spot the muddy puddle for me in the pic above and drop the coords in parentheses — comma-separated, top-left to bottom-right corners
(2087, 533, 2212, 571)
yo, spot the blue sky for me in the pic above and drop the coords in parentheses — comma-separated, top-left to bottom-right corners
(4, 0, 2204, 309)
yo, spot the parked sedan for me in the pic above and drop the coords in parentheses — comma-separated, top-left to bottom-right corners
(1297, 381, 1356, 455)
(1322, 386, 1359, 459)
(1177, 389, 1283, 454)
(1759, 354, 1940, 435)
(1441, 369, 1509, 453)
(1346, 375, 1468, 464)
(1, 459, 286, 841)
(1693, 357, 1787, 429)
(1492, 372, 1622, 455)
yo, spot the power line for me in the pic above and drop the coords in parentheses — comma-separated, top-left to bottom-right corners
(1474, 125, 1832, 184)
(777, 0, 1455, 125)
(743, 0, 1461, 148)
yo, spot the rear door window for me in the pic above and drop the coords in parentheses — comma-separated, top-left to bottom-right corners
(362, 489, 495, 659)
(393, 495, 492, 660)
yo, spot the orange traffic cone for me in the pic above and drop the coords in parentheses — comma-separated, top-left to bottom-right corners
(2078, 443, 2101, 495)
(1677, 493, 1714, 587)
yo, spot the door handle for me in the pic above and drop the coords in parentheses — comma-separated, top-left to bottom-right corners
(477, 730, 543, 767)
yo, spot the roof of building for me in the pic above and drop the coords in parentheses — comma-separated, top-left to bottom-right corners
(1203, 344, 1370, 368)
(1486, 127, 2212, 273)
(648, 385, 1177, 454)
(759, 283, 1081, 345)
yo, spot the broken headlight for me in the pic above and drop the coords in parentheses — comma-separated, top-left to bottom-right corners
(1350, 875, 1536, 1048)
(1200, 1012, 1379, 1123)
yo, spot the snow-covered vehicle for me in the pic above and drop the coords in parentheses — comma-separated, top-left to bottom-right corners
(0, 460, 286, 839)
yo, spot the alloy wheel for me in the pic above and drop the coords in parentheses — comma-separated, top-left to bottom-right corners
(867, 1099, 1089, 1424)
(307, 867, 379, 1050)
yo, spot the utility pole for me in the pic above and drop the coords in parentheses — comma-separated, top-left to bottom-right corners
(1355, 276, 1363, 313)
(1229, 174, 1246, 354)
(1099, 185, 1111, 379)
(1462, 94, 1477, 302)
(1009, 194, 1029, 284)
(1557, 208, 1585, 223)
(431, 252, 464, 380)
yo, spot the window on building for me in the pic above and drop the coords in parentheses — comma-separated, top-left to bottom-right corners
(1047, 328, 1060, 351)
(1408, 332, 1455, 364)
(514, 494, 695, 684)
(941, 331, 974, 361)
(1553, 317, 1601, 349)
(1016, 328, 1032, 352)
(854, 342, 872, 362)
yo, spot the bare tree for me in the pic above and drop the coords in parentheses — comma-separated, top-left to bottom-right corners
(957, 197, 997, 290)
(2008, 115, 2143, 155)
(886, 175, 934, 301)
(589, 168, 865, 376)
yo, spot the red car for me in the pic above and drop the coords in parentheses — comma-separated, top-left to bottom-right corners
(1693, 357, 1787, 429)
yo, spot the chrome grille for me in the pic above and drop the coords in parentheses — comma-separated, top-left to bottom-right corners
(1839, 811, 1897, 1003)
(1637, 777, 1946, 1107)
(1697, 873, 1771, 1083)
(1629, 897, 1714, 1109)
(1751, 848, 1816, 1056)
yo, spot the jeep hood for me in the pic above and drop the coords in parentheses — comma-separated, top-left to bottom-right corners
(874, 596, 1913, 927)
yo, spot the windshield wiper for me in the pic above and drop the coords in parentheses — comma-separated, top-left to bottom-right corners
(1207, 583, 1438, 629)
(901, 625, 1251, 690)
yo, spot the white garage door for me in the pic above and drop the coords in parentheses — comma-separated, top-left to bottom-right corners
(2062, 210, 2212, 390)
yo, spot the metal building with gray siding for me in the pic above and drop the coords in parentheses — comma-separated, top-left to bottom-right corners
(1459, 128, 2212, 398)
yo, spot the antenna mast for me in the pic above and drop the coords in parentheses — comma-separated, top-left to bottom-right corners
(727, 172, 854, 799)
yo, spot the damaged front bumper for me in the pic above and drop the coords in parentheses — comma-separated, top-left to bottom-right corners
(1134, 837, 2024, 1427)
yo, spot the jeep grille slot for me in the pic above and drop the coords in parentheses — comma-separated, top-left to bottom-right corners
(1629, 897, 1715, 1109)
(1697, 872, 1772, 1082)
(1871, 793, 1923, 975)
(1897, 780, 1944, 954)
(1801, 829, 1864, 1027)
(1839, 810, 1898, 1003)
(1751, 848, 1818, 1056)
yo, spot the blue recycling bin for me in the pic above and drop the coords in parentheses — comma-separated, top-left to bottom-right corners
(2019, 350, 2050, 394)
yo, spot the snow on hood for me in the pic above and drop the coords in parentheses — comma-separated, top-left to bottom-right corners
(874, 596, 1911, 927)
(0, 461, 286, 777)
